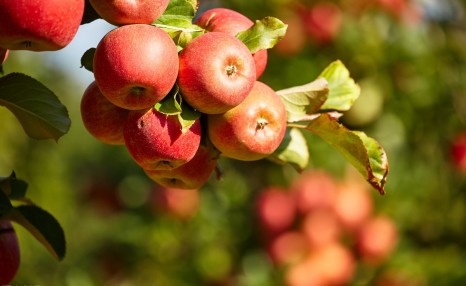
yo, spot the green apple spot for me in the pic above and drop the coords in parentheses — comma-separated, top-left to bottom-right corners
(225, 65, 238, 77)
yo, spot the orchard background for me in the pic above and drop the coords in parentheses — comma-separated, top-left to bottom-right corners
(1, 0, 466, 285)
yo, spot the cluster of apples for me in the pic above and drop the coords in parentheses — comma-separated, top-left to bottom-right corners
(255, 170, 398, 286)
(81, 1, 288, 190)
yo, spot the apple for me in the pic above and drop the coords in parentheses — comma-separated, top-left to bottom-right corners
(301, 208, 341, 249)
(298, 2, 342, 45)
(256, 187, 296, 236)
(144, 145, 218, 190)
(207, 81, 287, 161)
(89, 0, 169, 26)
(312, 242, 356, 285)
(177, 32, 256, 114)
(274, 12, 307, 56)
(357, 215, 398, 265)
(0, 0, 84, 51)
(333, 181, 373, 231)
(268, 231, 309, 266)
(124, 107, 201, 171)
(290, 170, 338, 214)
(450, 133, 466, 173)
(0, 48, 8, 64)
(80, 81, 130, 145)
(285, 256, 326, 286)
(149, 187, 200, 220)
(93, 24, 179, 110)
(195, 8, 268, 79)
(0, 221, 20, 285)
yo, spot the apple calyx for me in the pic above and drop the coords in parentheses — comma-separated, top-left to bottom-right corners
(226, 64, 239, 77)
(256, 118, 269, 132)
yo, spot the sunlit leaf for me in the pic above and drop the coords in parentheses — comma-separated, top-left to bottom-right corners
(236, 17, 288, 53)
(277, 77, 329, 122)
(268, 128, 309, 171)
(319, 60, 360, 111)
(293, 113, 388, 194)
(0, 73, 71, 141)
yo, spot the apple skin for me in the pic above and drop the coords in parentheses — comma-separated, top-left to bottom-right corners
(0, 221, 20, 285)
(0, 0, 84, 51)
(93, 24, 179, 110)
(144, 145, 218, 190)
(0, 48, 8, 64)
(178, 32, 256, 114)
(80, 81, 130, 145)
(89, 0, 169, 26)
(195, 8, 268, 79)
(124, 108, 201, 171)
(207, 81, 287, 161)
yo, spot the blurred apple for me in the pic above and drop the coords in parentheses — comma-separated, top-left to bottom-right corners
(301, 208, 341, 248)
(333, 181, 373, 231)
(450, 133, 466, 173)
(313, 242, 356, 285)
(298, 2, 342, 45)
(357, 215, 398, 265)
(290, 170, 338, 214)
(150, 187, 200, 220)
(285, 257, 326, 286)
(268, 231, 309, 266)
(256, 187, 296, 236)
(274, 11, 307, 56)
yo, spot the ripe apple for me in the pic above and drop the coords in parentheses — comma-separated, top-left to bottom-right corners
(149, 186, 200, 220)
(124, 107, 201, 171)
(285, 256, 326, 286)
(0, 48, 8, 64)
(80, 81, 130, 145)
(357, 215, 398, 265)
(89, 0, 169, 26)
(0, 221, 20, 285)
(268, 231, 309, 266)
(298, 2, 342, 45)
(195, 8, 268, 79)
(0, 0, 84, 51)
(290, 170, 338, 214)
(301, 208, 341, 249)
(256, 187, 296, 236)
(333, 181, 373, 231)
(177, 32, 256, 114)
(144, 145, 218, 190)
(207, 81, 287, 161)
(450, 133, 466, 173)
(93, 24, 179, 110)
(312, 242, 356, 285)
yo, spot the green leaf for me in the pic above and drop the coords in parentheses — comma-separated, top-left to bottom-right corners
(158, 0, 198, 19)
(4, 205, 66, 260)
(268, 128, 309, 171)
(277, 77, 329, 122)
(0, 73, 71, 141)
(293, 113, 388, 194)
(0, 190, 13, 215)
(80, 48, 95, 72)
(81, 0, 101, 25)
(319, 60, 361, 111)
(236, 17, 288, 53)
(0, 171, 28, 200)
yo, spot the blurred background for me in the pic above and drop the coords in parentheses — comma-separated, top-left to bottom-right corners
(1, 0, 466, 285)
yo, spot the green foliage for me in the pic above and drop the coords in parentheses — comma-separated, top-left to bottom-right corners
(236, 17, 288, 53)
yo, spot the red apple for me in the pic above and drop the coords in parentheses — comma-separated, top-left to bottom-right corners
(312, 242, 356, 285)
(89, 0, 169, 26)
(301, 208, 341, 249)
(124, 108, 201, 171)
(80, 81, 130, 145)
(93, 24, 179, 110)
(274, 12, 307, 56)
(299, 2, 342, 45)
(144, 145, 218, 190)
(0, 48, 8, 64)
(0, 0, 84, 51)
(0, 221, 20, 285)
(357, 215, 398, 265)
(290, 170, 338, 214)
(149, 187, 200, 220)
(268, 231, 309, 266)
(333, 181, 373, 231)
(285, 256, 326, 286)
(450, 133, 466, 173)
(195, 8, 268, 79)
(177, 32, 256, 114)
(207, 81, 287, 161)
(256, 187, 296, 236)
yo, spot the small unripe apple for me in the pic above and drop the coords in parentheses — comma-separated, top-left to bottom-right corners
(256, 187, 296, 235)
(94, 24, 179, 110)
(0, 48, 8, 64)
(0, 221, 20, 285)
(80, 81, 130, 145)
(207, 81, 287, 161)
(195, 8, 268, 79)
(124, 108, 201, 171)
(144, 145, 218, 190)
(0, 0, 84, 51)
(178, 32, 256, 114)
(89, 0, 169, 26)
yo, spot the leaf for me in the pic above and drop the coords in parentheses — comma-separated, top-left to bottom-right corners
(268, 128, 309, 171)
(0, 171, 28, 200)
(319, 60, 361, 111)
(0, 190, 12, 215)
(154, 85, 201, 133)
(277, 77, 329, 122)
(293, 113, 388, 194)
(80, 48, 95, 72)
(81, 0, 101, 25)
(4, 205, 66, 260)
(0, 73, 71, 141)
(236, 17, 288, 53)
(158, 0, 198, 19)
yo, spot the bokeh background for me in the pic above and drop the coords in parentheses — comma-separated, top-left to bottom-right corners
(1, 0, 466, 285)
